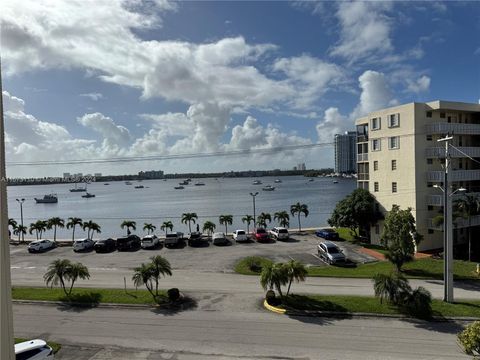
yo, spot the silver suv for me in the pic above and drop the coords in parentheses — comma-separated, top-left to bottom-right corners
(269, 227, 289, 241)
(317, 241, 346, 264)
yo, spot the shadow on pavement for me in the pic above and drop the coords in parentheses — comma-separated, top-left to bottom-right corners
(150, 294, 198, 316)
(406, 318, 466, 334)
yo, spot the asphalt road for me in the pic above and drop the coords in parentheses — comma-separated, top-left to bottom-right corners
(14, 303, 469, 360)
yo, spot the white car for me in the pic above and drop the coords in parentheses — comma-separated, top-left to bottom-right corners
(141, 234, 160, 249)
(233, 230, 248, 242)
(73, 238, 95, 252)
(164, 232, 184, 248)
(212, 232, 229, 246)
(15, 339, 54, 359)
(27, 239, 56, 253)
(269, 227, 289, 241)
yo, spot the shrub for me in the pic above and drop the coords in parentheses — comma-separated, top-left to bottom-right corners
(167, 288, 180, 302)
(372, 272, 411, 305)
(458, 321, 480, 356)
(265, 290, 276, 303)
(402, 286, 432, 319)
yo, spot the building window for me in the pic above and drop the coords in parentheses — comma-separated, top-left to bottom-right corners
(388, 113, 400, 128)
(427, 158, 433, 165)
(440, 112, 446, 119)
(391, 160, 397, 170)
(428, 206, 433, 211)
(375, 224, 380, 235)
(426, 111, 432, 118)
(388, 136, 400, 149)
(426, 134, 432, 141)
(374, 182, 379, 192)
(371, 139, 381, 151)
(428, 229, 434, 234)
(392, 182, 397, 193)
(374, 161, 378, 171)
(371, 117, 381, 130)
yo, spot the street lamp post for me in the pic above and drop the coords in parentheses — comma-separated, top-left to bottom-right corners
(16, 198, 25, 243)
(250, 192, 259, 230)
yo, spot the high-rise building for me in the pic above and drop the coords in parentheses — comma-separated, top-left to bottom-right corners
(297, 163, 306, 171)
(334, 131, 357, 173)
(356, 100, 480, 251)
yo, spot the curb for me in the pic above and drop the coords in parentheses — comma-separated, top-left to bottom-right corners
(13, 299, 153, 310)
(263, 300, 286, 314)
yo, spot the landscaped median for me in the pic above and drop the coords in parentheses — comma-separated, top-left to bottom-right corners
(264, 294, 480, 319)
(235, 256, 480, 280)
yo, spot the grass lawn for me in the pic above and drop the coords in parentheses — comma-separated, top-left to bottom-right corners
(12, 287, 167, 305)
(235, 256, 480, 280)
(281, 294, 480, 318)
(234, 256, 273, 275)
(15, 338, 62, 353)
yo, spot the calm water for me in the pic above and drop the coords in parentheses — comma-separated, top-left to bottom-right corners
(7, 176, 355, 240)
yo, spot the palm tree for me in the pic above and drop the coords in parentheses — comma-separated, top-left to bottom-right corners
(143, 223, 156, 235)
(373, 272, 411, 305)
(29, 220, 48, 240)
(8, 218, 17, 238)
(43, 259, 90, 297)
(132, 256, 172, 302)
(257, 212, 272, 228)
(260, 262, 288, 298)
(219, 215, 233, 235)
(160, 221, 174, 235)
(203, 221, 216, 238)
(181, 213, 198, 233)
(47, 217, 65, 243)
(13, 225, 27, 243)
(121, 220, 136, 235)
(290, 203, 309, 232)
(242, 215, 254, 234)
(66, 217, 83, 242)
(82, 220, 101, 240)
(455, 195, 480, 261)
(284, 260, 307, 296)
(274, 211, 290, 228)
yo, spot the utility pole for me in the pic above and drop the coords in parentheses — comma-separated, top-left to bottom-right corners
(0, 57, 15, 359)
(438, 135, 454, 303)
(250, 192, 258, 230)
(16, 198, 25, 243)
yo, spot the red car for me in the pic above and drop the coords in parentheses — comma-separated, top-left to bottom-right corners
(255, 228, 269, 242)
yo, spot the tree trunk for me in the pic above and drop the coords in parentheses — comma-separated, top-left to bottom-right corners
(468, 220, 472, 262)
(298, 214, 301, 232)
(54, 226, 57, 243)
(286, 277, 293, 296)
(68, 279, 76, 296)
(72, 226, 76, 242)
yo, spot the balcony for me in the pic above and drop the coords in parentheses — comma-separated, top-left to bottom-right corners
(357, 153, 368, 162)
(357, 173, 369, 181)
(426, 123, 480, 135)
(427, 170, 480, 182)
(428, 214, 480, 230)
(426, 146, 480, 158)
(426, 192, 480, 206)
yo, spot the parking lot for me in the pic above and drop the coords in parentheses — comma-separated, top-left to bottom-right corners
(10, 233, 377, 274)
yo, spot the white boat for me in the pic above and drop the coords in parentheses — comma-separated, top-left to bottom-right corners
(333, 180, 338, 184)
(262, 185, 275, 191)
(134, 185, 144, 189)
(125, 181, 132, 185)
(81, 192, 96, 198)
(179, 180, 189, 185)
(195, 182, 205, 186)
(174, 186, 184, 190)
(35, 194, 58, 203)
(252, 180, 262, 185)
(274, 179, 282, 183)
(69, 183, 87, 192)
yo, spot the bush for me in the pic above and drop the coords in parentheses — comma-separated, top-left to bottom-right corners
(372, 272, 411, 305)
(401, 286, 432, 319)
(167, 288, 180, 302)
(458, 321, 480, 356)
(265, 290, 276, 304)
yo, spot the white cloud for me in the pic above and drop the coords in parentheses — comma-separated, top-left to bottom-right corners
(80, 92, 103, 101)
(330, 1, 393, 63)
(77, 113, 132, 149)
(316, 107, 350, 143)
(2, 91, 25, 113)
(407, 75, 431, 93)
(351, 70, 395, 119)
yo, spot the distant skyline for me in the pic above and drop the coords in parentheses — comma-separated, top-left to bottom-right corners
(2, 0, 479, 177)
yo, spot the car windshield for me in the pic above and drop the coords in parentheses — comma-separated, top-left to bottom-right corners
(237, 231, 245, 235)
(278, 229, 288, 233)
(328, 246, 340, 254)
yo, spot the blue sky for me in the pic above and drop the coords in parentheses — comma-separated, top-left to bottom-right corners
(2, 0, 479, 177)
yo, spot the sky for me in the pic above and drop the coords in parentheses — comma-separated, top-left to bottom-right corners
(1, 0, 479, 177)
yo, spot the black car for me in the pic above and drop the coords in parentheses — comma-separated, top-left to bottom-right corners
(188, 232, 207, 246)
(116, 235, 141, 251)
(94, 238, 117, 253)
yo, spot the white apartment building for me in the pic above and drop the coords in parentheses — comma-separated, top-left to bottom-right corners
(356, 100, 480, 251)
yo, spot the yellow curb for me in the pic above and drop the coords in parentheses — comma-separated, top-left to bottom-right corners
(263, 299, 286, 314)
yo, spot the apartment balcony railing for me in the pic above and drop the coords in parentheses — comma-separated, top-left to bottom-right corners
(426, 123, 480, 135)
(357, 153, 368, 162)
(426, 146, 480, 158)
(427, 215, 480, 230)
(427, 170, 480, 182)
(357, 173, 369, 181)
(426, 192, 480, 206)
(357, 135, 369, 143)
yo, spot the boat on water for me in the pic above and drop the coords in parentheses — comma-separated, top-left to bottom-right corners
(125, 181, 132, 185)
(308, 178, 314, 182)
(179, 180, 189, 185)
(333, 180, 338, 184)
(262, 185, 275, 191)
(195, 182, 205, 186)
(35, 194, 58, 203)
(274, 179, 282, 183)
(252, 180, 262, 185)
(174, 186, 184, 190)
(69, 183, 87, 192)
(81, 192, 96, 198)
(104, 183, 110, 185)
(135, 185, 144, 189)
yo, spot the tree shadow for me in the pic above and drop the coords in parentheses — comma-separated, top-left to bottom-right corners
(451, 280, 480, 291)
(405, 317, 466, 334)
(150, 294, 198, 316)
(165, 241, 186, 249)
(188, 241, 210, 248)
(55, 292, 102, 312)
(280, 237, 300, 243)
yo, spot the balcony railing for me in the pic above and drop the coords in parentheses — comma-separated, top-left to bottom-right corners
(426, 146, 480, 158)
(426, 192, 480, 206)
(357, 173, 369, 181)
(427, 214, 480, 230)
(357, 153, 368, 162)
(426, 123, 480, 135)
(427, 170, 480, 182)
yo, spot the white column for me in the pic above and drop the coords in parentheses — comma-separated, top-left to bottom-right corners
(0, 59, 15, 359)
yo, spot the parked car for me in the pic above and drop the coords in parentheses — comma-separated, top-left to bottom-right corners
(315, 228, 339, 240)
(212, 232, 229, 246)
(94, 238, 116, 253)
(255, 228, 269, 242)
(188, 232, 206, 246)
(317, 241, 346, 264)
(15, 339, 54, 360)
(164, 232, 184, 248)
(116, 235, 141, 251)
(141, 234, 160, 249)
(269, 227, 289, 241)
(27, 239, 56, 253)
(233, 229, 248, 242)
(73, 238, 95, 252)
